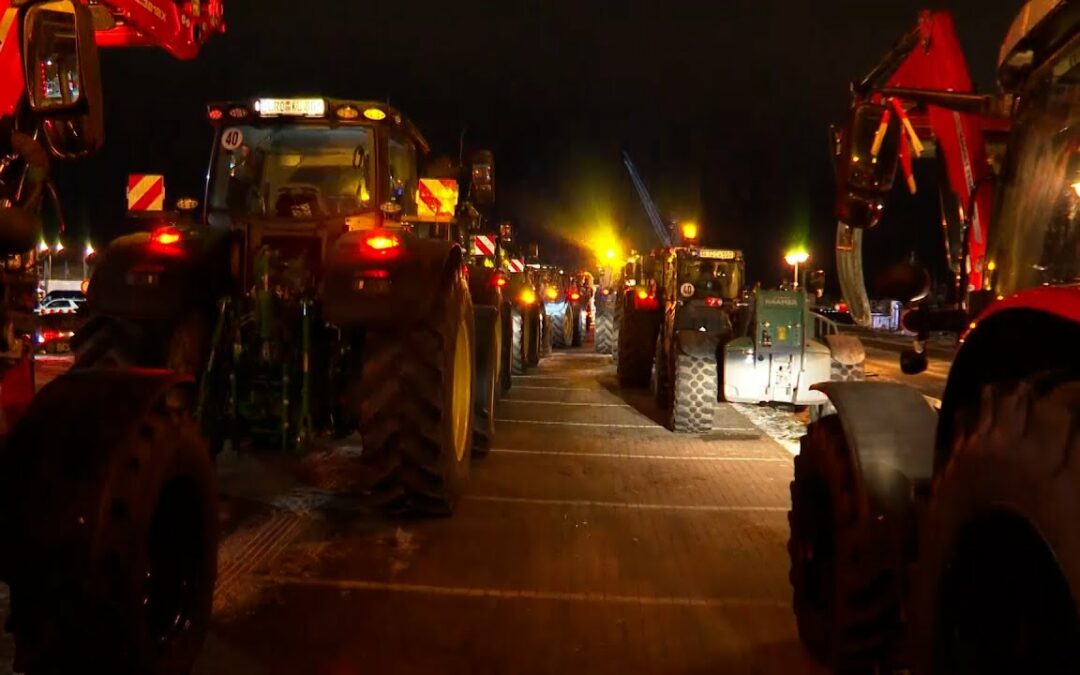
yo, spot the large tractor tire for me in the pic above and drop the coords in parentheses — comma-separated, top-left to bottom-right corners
(537, 308, 553, 360)
(594, 305, 614, 354)
(500, 303, 513, 393)
(529, 308, 545, 364)
(571, 305, 585, 347)
(510, 308, 527, 376)
(787, 414, 905, 671)
(911, 377, 1080, 675)
(652, 335, 671, 408)
(1, 371, 217, 675)
(669, 340, 715, 433)
(354, 284, 475, 515)
(472, 306, 500, 457)
(551, 304, 572, 349)
(617, 305, 659, 388)
(611, 299, 622, 362)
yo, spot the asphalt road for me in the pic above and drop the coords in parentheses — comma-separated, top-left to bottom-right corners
(195, 349, 823, 675)
(862, 344, 952, 401)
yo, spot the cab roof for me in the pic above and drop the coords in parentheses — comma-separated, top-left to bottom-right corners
(207, 97, 430, 153)
(999, 1, 1080, 91)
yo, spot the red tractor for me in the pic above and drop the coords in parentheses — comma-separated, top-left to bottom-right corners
(789, 4, 1080, 673)
(0, 2, 223, 672)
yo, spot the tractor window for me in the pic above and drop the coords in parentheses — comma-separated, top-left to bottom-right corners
(678, 258, 742, 299)
(208, 125, 374, 219)
(388, 136, 417, 213)
(987, 46, 1080, 295)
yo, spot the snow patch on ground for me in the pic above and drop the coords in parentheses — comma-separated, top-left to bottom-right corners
(731, 404, 806, 456)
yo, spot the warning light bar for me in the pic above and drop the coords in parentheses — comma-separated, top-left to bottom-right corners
(255, 98, 326, 118)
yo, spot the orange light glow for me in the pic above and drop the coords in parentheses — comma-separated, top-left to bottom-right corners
(150, 227, 182, 246)
(636, 288, 648, 300)
(520, 288, 537, 305)
(364, 234, 401, 251)
(544, 287, 559, 301)
(570, 291, 581, 301)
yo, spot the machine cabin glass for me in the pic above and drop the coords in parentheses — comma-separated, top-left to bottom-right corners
(986, 37, 1080, 297)
(208, 124, 376, 220)
(676, 251, 743, 302)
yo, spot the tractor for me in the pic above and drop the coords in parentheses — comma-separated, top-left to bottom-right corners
(648, 224, 747, 432)
(538, 266, 584, 349)
(788, 5, 1080, 674)
(615, 250, 660, 386)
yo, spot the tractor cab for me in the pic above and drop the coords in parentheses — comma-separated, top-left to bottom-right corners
(204, 98, 430, 288)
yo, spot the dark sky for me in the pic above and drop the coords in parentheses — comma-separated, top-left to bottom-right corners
(62, 1, 1018, 289)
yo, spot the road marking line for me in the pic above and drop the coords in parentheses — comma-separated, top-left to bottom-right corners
(514, 375, 572, 380)
(496, 418, 659, 429)
(500, 399, 629, 408)
(490, 448, 788, 462)
(509, 385, 600, 392)
(256, 575, 789, 609)
(465, 495, 788, 513)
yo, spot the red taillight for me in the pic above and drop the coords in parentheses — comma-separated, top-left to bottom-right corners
(492, 272, 508, 288)
(209, 108, 224, 121)
(360, 230, 402, 258)
(570, 291, 581, 302)
(359, 269, 390, 279)
(705, 297, 723, 308)
(634, 289, 659, 310)
(150, 226, 182, 246)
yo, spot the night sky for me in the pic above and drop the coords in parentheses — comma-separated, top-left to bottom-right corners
(59, 1, 1019, 291)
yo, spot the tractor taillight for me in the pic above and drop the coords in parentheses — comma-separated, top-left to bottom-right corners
(492, 272, 508, 288)
(570, 291, 581, 301)
(705, 297, 723, 308)
(150, 226, 182, 246)
(520, 288, 537, 305)
(636, 289, 648, 301)
(360, 231, 401, 258)
(544, 287, 559, 301)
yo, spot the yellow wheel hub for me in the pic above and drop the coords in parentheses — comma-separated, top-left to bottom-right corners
(451, 317, 472, 462)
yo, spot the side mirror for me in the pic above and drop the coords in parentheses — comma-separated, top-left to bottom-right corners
(471, 150, 495, 206)
(22, 0, 103, 157)
(834, 102, 900, 229)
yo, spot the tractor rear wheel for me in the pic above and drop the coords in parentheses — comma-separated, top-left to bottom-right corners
(538, 308, 553, 359)
(530, 308, 545, 364)
(594, 304, 613, 354)
(472, 307, 500, 457)
(616, 305, 658, 388)
(500, 303, 513, 393)
(511, 308, 526, 376)
(788, 415, 905, 671)
(912, 377, 1080, 675)
(2, 372, 217, 675)
(354, 283, 475, 515)
(571, 305, 584, 347)
(669, 342, 714, 433)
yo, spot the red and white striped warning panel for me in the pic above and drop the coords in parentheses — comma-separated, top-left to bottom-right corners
(471, 235, 497, 257)
(127, 174, 166, 212)
(507, 258, 525, 273)
(416, 179, 459, 221)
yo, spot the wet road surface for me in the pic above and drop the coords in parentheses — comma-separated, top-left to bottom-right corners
(197, 350, 825, 675)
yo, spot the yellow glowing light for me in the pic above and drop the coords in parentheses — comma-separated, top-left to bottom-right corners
(336, 105, 360, 120)
(987, 260, 996, 272)
(969, 321, 978, 330)
(1072, 181, 1080, 198)
(363, 107, 387, 121)
(681, 222, 699, 240)
(636, 288, 648, 300)
(544, 287, 559, 301)
(785, 250, 809, 266)
(605, 249, 616, 260)
(520, 288, 537, 305)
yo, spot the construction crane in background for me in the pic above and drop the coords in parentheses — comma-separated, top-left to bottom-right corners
(622, 152, 674, 248)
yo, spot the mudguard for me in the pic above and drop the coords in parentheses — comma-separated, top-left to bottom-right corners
(467, 267, 501, 308)
(813, 381, 937, 514)
(0, 368, 195, 576)
(675, 328, 720, 358)
(323, 231, 463, 328)
(87, 230, 234, 323)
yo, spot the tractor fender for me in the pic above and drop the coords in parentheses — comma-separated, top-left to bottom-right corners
(467, 267, 501, 308)
(87, 230, 234, 324)
(324, 232, 464, 329)
(813, 381, 937, 514)
(675, 329, 720, 359)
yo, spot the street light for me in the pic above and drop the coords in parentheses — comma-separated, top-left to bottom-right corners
(785, 250, 809, 289)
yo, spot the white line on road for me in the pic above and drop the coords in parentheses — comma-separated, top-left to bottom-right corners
(509, 385, 601, 392)
(500, 399, 629, 408)
(465, 494, 789, 513)
(257, 575, 789, 609)
(490, 448, 788, 462)
(496, 418, 659, 429)
(513, 375, 572, 380)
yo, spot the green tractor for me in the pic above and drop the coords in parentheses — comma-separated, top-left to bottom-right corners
(72, 97, 488, 514)
(650, 244, 746, 432)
